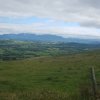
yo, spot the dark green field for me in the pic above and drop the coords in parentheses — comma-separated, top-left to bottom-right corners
(0, 49, 100, 99)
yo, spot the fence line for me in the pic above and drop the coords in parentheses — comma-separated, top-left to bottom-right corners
(90, 67, 97, 100)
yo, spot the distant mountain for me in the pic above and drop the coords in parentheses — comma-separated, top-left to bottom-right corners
(0, 33, 100, 44)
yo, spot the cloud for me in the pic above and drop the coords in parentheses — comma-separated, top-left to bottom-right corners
(0, 0, 99, 21)
(0, 0, 100, 38)
(0, 22, 100, 39)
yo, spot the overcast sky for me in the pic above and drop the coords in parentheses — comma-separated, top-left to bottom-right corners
(0, 0, 100, 39)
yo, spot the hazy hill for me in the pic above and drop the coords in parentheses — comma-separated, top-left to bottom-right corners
(0, 33, 100, 44)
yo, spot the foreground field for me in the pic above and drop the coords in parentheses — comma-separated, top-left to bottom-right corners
(0, 50, 100, 99)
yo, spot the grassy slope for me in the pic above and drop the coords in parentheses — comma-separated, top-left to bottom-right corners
(0, 50, 100, 99)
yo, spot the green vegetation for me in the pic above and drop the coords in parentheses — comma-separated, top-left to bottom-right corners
(0, 49, 100, 99)
(0, 40, 100, 61)
(0, 40, 100, 99)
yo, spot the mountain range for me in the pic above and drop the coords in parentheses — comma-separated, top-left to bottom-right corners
(0, 33, 100, 44)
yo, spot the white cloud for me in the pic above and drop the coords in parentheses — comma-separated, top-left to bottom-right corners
(0, 0, 100, 38)
(0, 0, 100, 23)
(0, 23, 100, 39)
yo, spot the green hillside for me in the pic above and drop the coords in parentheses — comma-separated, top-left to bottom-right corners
(0, 50, 100, 99)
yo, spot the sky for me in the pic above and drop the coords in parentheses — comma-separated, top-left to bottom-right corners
(0, 0, 100, 39)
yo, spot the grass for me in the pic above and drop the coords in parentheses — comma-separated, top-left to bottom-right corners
(0, 50, 100, 99)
